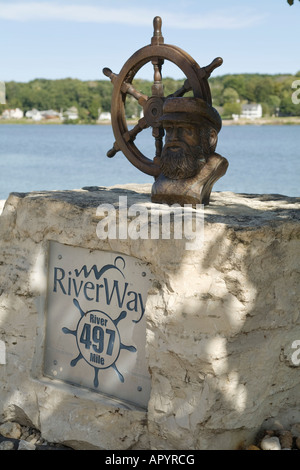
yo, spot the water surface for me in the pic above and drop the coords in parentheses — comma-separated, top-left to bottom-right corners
(0, 124, 299, 200)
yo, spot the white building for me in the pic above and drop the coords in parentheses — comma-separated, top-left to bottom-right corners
(98, 111, 111, 122)
(63, 106, 79, 120)
(1, 108, 24, 119)
(240, 103, 262, 120)
(25, 109, 42, 121)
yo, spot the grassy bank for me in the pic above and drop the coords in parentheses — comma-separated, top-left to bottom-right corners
(0, 118, 62, 125)
(1, 116, 300, 126)
(222, 116, 300, 125)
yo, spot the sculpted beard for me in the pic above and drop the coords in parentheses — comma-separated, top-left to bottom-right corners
(160, 141, 205, 179)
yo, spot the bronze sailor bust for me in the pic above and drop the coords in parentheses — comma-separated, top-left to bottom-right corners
(104, 16, 229, 206)
(151, 97, 228, 205)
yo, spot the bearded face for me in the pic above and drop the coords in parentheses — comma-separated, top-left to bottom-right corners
(160, 142, 203, 179)
(159, 125, 212, 180)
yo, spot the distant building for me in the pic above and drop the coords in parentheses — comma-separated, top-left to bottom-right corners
(98, 111, 111, 122)
(1, 108, 24, 119)
(63, 106, 78, 120)
(240, 103, 262, 120)
(25, 109, 42, 121)
(40, 109, 62, 120)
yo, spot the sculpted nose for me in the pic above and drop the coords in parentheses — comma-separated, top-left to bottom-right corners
(169, 126, 180, 140)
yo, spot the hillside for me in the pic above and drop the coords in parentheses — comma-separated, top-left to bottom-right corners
(1, 72, 300, 122)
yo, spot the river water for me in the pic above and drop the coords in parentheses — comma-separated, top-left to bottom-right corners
(0, 123, 299, 200)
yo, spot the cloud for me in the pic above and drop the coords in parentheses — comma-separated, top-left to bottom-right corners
(0, 2, 265, 30)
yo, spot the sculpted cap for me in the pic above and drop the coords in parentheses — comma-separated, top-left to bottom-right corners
(160, 97, 222, 132)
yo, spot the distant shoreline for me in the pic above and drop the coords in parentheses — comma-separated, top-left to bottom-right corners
(222, 116, 300, 126)
(0, 116, 300, 126)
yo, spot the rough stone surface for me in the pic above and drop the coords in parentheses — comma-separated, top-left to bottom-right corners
(291, 423, 300, 437)
(0, 420, 73, 450)
(0, 184, 299, 450)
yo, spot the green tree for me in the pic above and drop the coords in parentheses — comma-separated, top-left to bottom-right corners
(223, 102, 241, 118)
(210, 81, 224, 107)
(222, 75, 245, 98)
(280, 90, 300, 116)
(88, 96, 102, 120)
(266, 95, 281, 115)
(125, 96, 140, 119)
(2, 72, 300, 122)
(222, 87, 239, 104)
(255, 77, 275, 103)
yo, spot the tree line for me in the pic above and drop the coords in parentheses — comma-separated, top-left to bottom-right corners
(209, 72, 300, 118)
(1, 72, 300, 122)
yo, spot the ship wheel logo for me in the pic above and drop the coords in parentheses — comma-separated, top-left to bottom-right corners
(62, 298, 137, 387)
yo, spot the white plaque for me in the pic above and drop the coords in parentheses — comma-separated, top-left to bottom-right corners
(44, 241, 152, 409)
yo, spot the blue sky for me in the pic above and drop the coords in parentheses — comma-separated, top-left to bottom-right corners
(0, 0, 299, 82)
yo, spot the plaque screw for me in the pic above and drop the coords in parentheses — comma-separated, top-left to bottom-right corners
(58, 255, 62, 260)
(137, 386, 142, 392)
(142, 272, 146, 277)
(53, 360, 57, 365)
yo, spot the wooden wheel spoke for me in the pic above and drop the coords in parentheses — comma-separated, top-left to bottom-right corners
(167, 79, 192, 98)
(151, 58, 164, 97)
(123, 117, 149, 143)
(120, 82, 148, 106)
(106, 141, 120, 158)
(103, 67, 148, 106)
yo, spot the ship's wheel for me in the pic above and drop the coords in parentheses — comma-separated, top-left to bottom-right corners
(103, 16, 222, 177)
